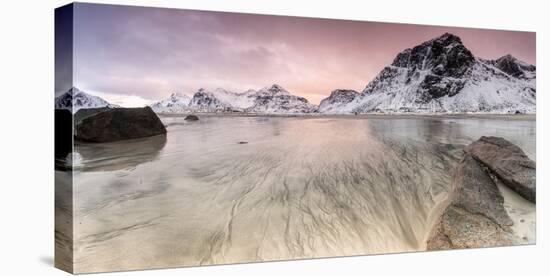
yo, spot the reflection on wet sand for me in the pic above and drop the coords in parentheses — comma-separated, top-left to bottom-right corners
(69, 115, 535, 273)
(73, 134, 167, 171)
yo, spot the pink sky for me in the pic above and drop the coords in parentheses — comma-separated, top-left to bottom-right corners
(70, 3, 535, 106)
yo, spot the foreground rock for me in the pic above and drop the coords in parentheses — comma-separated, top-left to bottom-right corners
(427, 136, 535, 250)
(464, 136, 536, 203)
(75, 107, 166, 143)
(74, 107, 114, 126)
(184, 114, 199, 121)
(427, 155, 515, 249)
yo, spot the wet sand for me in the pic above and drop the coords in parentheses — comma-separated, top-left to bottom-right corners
(66, 115, 535, 273)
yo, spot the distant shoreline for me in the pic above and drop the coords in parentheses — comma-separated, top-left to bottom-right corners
(158, 112, 536, 120)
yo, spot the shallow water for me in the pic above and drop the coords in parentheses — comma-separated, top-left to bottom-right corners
(68, 115, 535, 273)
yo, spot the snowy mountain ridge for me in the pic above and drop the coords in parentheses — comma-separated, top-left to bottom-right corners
(150, 92, 192, 113)
(320, 33, 536, 114)
(158, 84, 317, 114)
(55, 87, 118, 113)
(59, 34, 535, 115)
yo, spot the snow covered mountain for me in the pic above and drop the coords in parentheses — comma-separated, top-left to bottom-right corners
(187, 88, 235, 112)
(183, 84, 317, 114)
(320, 33, 536, 114)
(150, 93, 192, 113)
(244, 84, 317, 113)
(318, 89, 360, 113)
(55, 87, 117, 113)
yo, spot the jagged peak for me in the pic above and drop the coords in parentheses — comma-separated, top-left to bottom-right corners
(269, 84, 283, 90)
(391, 32, 474, 77)
(497, 54, 516, 61)
(494, 54, 534, 68)
(429, 32, 463, 45)
(258, 84, 290, 95)
(490, 54, 535, 78)
(329, 89, 359, 96)
(64, 87, 82, 96)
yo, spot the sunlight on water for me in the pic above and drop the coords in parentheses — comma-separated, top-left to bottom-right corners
(68, 115, 535, 273)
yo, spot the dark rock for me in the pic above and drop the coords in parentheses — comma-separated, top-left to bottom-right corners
(75, 107, 166, 143)
(184, 115, 199, 121)
(418, 74, 466, 102)
(427, 155, 515, 250)
(464, 136, 536, 203)
(387, 33, 476, 103)
(55, 109, 73, 161)
(74, 107, 112, 126)
(392, 33, 475, 78)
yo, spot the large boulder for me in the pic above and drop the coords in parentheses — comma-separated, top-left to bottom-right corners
(184, 114, 199, 121)
(75, 107, 166, 143)
(427, 155, 515, 250)
(74, 107, 112, 126)
(464, 136, 536, 203)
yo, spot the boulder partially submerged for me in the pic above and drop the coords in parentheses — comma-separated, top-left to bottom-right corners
(184, 114, 199, 121)
(75, 107, 166, 143)
(427, 136, 535, 250)
(464, 136, 536, 203)
(74, 107, 113, 126)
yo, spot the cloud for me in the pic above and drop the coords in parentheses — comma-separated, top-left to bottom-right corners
(87, 90, 153, 108)
(72, 3, 535, 106)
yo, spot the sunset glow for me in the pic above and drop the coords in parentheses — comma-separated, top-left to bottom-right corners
(65, 3, 535, 106)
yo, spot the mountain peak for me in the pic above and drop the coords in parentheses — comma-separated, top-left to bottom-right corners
(391, 32, 475, 78)
(497, 54, 516, 61)
(55, 87, 115, 113)
(492, 54, 535, 79)
(258, 84, 289, 96)
(269, 84, 284, 91)
(67, 87, 82, 96)
(329, 89, 359, 97)
(430, 32, 463, 46)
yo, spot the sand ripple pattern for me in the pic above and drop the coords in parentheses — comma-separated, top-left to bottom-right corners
(69, 116, 535, 273)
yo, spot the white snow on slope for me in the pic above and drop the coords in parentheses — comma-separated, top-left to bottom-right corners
(150, 93, 192, 113)
(55, 87, 118, 113)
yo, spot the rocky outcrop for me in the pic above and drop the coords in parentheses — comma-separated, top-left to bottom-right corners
(427, 137, 535, 250)
(464, 136, 536, 203)
(427, 155, 515, 249)
(75, 107, 166, 143)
